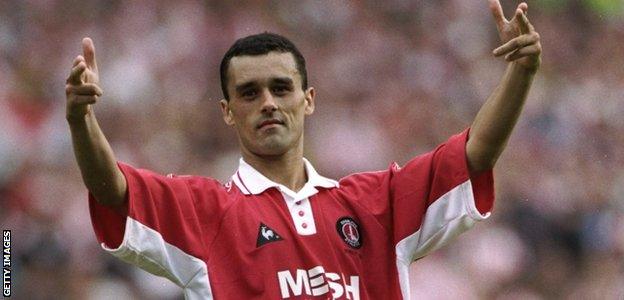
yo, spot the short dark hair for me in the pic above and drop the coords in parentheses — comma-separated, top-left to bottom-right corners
(220, 32, 308, 100)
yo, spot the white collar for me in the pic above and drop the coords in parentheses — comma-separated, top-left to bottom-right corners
(231, 157, 339, 199)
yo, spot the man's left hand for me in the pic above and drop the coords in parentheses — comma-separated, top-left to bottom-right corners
(489, 1, 542, 72)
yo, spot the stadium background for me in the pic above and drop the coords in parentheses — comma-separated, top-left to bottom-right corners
(1, 0, 623, 298)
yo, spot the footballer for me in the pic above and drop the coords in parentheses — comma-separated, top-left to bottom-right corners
(65, 1, 541, 299)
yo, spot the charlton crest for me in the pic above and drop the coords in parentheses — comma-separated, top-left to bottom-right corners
(336, 217, 362, 249)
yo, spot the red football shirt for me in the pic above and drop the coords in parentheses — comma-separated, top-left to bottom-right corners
(89, 129, 494, 299)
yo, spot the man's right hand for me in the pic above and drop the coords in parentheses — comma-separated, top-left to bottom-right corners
(65, 37, 102, 123)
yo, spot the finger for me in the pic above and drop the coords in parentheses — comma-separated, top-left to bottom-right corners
(82, 37, 98, 72)
(505, 44, 541, 61)
(72, 55, 85, 67)
(523, 12, 535, 32)
(516, 9, 531, 34)
(67, 62, 86, 85)
(66, 83, 103, 96)
(519, 2, 528, 14)
(71, 95, 98, 105)
(488, 0, 507, 29)
(493, 33, 540, 56)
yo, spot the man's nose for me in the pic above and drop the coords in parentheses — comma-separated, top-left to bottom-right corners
(260, 89, 278, 113)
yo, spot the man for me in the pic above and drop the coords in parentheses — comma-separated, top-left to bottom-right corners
(66, 1, 541, 299)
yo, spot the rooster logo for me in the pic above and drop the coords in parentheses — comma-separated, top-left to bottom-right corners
(261, 226, 279, 240)
(257, 223, 283, 247)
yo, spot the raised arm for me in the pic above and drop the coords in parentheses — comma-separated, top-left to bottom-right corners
(66, 37, 126, 206)
(466, 1, 542, 173)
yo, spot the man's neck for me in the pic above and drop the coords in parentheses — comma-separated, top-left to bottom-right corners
(241, 146, 307, 193)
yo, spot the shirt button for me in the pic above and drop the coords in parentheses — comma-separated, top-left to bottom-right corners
(298, 211, 304, 217)
(302, 223, 308, 229)
(295, 201, 302, 205)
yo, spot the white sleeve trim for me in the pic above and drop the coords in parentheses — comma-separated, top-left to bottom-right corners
(463, 179, 491, 221)
(101, 217, 213, 300)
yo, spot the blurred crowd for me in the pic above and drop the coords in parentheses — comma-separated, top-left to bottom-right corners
(1, 0, 623, 299)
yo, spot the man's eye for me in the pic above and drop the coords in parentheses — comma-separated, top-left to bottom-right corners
(242, 90, 257, 98)
(273, 86, 290, 94)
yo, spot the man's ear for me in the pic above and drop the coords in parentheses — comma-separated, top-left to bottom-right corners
(304, 87, 315, 115)
(220, 99, 235, 126)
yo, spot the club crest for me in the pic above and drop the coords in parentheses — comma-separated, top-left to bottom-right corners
(336, 217, 362, 249)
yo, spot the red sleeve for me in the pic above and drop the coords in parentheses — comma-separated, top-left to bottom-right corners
(89, 162, 230, 269)
(338, 129, 494, 261)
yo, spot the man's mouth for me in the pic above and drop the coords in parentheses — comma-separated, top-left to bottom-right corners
(257, 119, 284, 129)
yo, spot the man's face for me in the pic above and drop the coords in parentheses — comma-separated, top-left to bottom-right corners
(220, 52, 315, 157)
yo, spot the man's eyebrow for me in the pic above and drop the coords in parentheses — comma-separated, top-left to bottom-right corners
(271, 77, 294, 85)
(235, 81, 257, 93)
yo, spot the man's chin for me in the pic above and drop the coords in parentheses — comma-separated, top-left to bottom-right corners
(252, 140, 291, 157)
